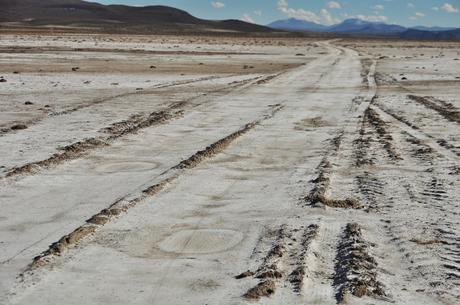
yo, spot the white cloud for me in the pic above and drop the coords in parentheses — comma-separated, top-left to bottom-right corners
(320, 9, 337, 25)
(211, 1, 225, 9)
(277, 0, 341, 24)
(409, 11, 426, 20)
(254, 10, 262, 16)
(342, 12, 387, 22)
(241, 13, 255, 23)
(278, 0, 288, 8)
(355, 14, 388, 22)
(432, 6, 439, 11)
(327, 1, 342, 9)
(277, 0, 322, 23)
(408, 3, 415, 8)
(373, 4, 384, 11)
(441, 3, 459, 13)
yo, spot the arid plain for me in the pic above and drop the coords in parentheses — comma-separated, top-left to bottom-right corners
(0, 34, 459, 305)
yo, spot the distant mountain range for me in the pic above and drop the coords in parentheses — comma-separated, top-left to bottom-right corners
(0, 0, 273, 33)
(1, 1, 459, 40)
(268, 18, 460, 40)
(268, 19, 328, 32)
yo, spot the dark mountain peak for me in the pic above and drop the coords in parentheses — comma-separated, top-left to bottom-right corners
(327, 18, 407, 35)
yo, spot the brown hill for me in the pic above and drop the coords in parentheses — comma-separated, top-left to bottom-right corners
(0, 0, 274, 33)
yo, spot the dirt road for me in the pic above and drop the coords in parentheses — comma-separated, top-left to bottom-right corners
(1, 36, 459, 305)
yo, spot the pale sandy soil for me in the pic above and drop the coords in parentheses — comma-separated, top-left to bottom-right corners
(0, 34, 459, 305)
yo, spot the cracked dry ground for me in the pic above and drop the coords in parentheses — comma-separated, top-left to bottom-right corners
(1, 36, 459, 305)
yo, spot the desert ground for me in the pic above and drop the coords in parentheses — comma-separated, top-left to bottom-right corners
(0, 33, 459, 305)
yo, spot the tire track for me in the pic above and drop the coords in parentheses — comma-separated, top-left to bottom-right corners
(22, 104, 283, 273)
(304, 55, 378, 209)
(0, 75, 230, 137)
(333, 223, 387, 303)
(407, 95, 460, 125)
(369, 98, 460, 302)
(304, 133, 361, 209)
(288, 224, 320, 293)
(0, 72, 281, 138)
(236, 224, 319, 300)
(335, 51, 459, 303)
(355, 172, 386, 211)
(4, 110, 183, 178)
(371, 102, 460, 159)
(3, 73, 281, 179)
(364, 106, 402, 161)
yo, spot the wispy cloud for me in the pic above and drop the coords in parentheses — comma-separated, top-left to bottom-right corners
(441, 3, 459, 13)
(241, 13, 255, 23)
(277, 0, 340, 24)
(277, 0, 322, 24)
(327, 1, 342, 9)
(355, 14, 388, 22)
(211, 1, 225, 9)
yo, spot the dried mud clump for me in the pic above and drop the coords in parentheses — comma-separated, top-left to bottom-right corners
(30, 225, 97, 270)
(255, 73, 281, 85)
(103, 110, 181, 138)
(236, 226, 286, 299)
(235, 271, 254, 279)
(173, 122, 256, 169)
(243, 280, 276, 300)
(410, 238, 443, 245)
(10, 124, 28, 130)
(294, 116, 328, 130)
(142, 177, 176, 196)
(334, 223, 386, 302)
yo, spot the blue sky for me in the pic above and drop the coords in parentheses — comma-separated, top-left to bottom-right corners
(97, 0, 460, 27)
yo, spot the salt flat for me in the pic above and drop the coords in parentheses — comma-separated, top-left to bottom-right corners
(0, 34, 459, 305)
